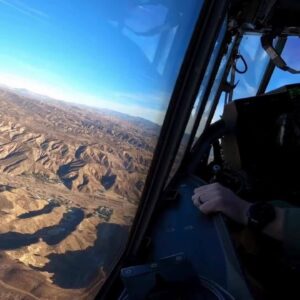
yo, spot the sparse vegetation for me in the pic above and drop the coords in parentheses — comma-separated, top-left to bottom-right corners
(0, 87, 159, 299)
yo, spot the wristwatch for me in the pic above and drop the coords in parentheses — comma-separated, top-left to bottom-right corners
(246, 202, 276, 232)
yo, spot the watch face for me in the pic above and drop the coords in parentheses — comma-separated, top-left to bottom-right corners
(247, 202, 276, 231)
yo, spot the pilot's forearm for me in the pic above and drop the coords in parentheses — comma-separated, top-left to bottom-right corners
(193, 183, 285, 241)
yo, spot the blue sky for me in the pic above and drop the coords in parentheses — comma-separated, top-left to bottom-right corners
(210, 36, 300, 126)
(0, 0, 202, 124)
(267, 37, 300, 91)
(1, 1, 297, 127)
(228, 35, 300, 100)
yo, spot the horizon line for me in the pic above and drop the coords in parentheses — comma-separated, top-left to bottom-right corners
(0, 79, 165, 126)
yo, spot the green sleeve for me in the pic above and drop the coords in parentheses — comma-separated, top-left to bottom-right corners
(283, 208, 300, 260)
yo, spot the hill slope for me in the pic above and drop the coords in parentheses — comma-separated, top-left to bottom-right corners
(0, 87, 159, 299)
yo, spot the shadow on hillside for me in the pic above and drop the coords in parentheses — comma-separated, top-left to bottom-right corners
(0, 208, 84, 249)
(32, 222, 129, 289)
(18, 202, 60, 219)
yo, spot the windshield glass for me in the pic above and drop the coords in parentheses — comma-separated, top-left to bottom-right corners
(0, 0, 203, 298)
(192, 35, 235, 141)
(169, 19, 226, 178)
(232, 34, 269, 100)
(267, 36, 300, 91)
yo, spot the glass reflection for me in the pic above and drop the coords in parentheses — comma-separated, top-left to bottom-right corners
(0, 0, 203, 299)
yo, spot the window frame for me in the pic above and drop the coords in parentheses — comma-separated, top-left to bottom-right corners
(183, 32, 242, 158)
(184, 34, 289, 174)
(265, 36, 300, 92)
(189, 32, 287, 142)
(256, 37, 287, 95)
(97, 0, 229, 298)
(203, 35, 242, 131)
(185, 19, 229, 152)
(167, 18, 229, 182)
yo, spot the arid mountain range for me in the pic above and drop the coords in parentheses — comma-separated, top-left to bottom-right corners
(0, 87, 160, 299)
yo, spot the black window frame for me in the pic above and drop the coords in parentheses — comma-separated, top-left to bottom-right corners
(96, 0, 230, 298)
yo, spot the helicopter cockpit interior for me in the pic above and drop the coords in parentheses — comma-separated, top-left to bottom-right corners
(1, 1, 300, 299)
(97, 1, 300, 299)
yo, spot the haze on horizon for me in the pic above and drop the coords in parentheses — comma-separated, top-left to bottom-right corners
(0, 73, 165, 125)
(0, 0, 192, 125)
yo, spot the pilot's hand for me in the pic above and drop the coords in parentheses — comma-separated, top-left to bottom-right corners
(192, 183, 250, 225)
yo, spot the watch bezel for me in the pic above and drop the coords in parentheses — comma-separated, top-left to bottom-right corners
(247, 202, 276, 231)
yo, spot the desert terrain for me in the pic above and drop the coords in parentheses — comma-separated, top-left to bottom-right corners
(0, 87, 159, 299)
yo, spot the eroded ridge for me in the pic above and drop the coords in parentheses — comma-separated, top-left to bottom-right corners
(0, 87, 160, 299)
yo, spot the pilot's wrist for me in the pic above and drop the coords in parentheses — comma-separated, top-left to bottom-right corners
(222, 198, 251, 225)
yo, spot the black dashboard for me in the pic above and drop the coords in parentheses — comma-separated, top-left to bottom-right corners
(120, 176, 252, 299)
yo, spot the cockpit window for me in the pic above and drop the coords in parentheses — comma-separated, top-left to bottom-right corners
(192, 33, 235, 141)
(231, 34, 270, 100)
(267, 36, 300, 91)
(0, 0, 203, 298)
(169, 19, 227, 179)
(211, 92, 226, 123)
